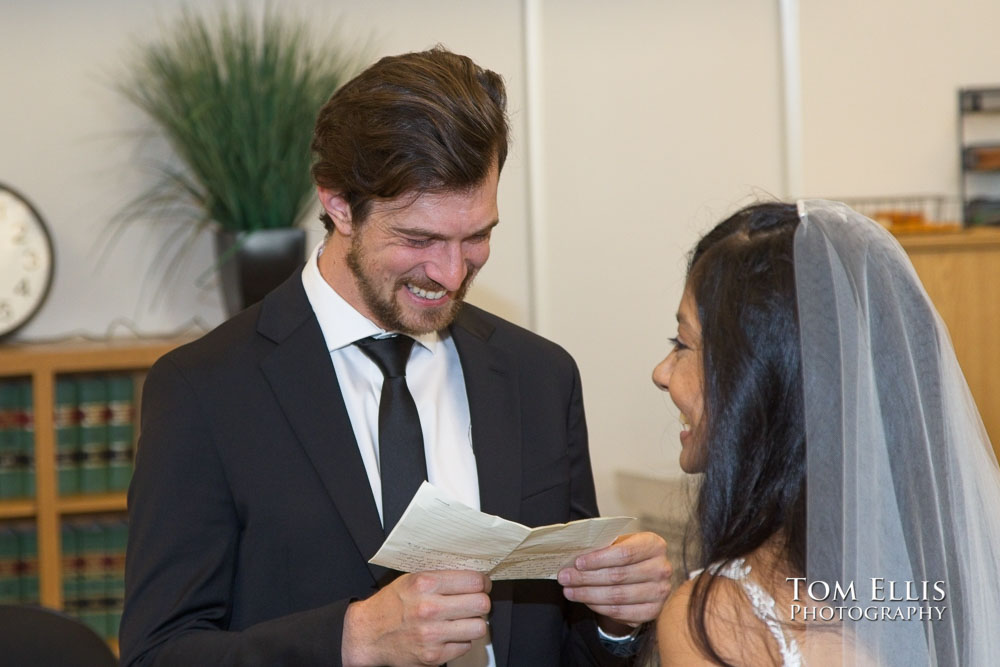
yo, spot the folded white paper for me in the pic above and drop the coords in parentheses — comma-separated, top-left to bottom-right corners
(369, 481, 637, 580)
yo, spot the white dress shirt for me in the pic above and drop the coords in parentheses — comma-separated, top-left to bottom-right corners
(301, 242, 494, 667)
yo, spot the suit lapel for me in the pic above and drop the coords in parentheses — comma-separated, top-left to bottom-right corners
(450, 305, 523, 667)
(450, 305, 523, 521)
(256, 276, 390, 585)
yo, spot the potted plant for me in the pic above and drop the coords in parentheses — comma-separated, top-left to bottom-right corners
(115, 6, 359, 315)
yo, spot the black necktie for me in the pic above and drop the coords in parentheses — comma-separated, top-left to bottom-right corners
(355, 335, 428, 535)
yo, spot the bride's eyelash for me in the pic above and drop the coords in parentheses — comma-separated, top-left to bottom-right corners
(669, 336, 688, 351)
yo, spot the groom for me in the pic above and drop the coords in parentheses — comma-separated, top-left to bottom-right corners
(120, 47, 671, 666)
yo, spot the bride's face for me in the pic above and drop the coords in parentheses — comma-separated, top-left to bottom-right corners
(652, 287, 707, 473)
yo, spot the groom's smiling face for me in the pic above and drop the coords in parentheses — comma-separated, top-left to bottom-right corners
(318, 163, 500, 336)
(652, 287, 707, 474)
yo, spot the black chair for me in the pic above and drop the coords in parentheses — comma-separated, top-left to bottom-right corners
(0, 605, 118, 666)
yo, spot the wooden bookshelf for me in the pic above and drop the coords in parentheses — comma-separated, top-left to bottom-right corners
(895, 226, 1000, 463)
(0, 338, 187, 614)
(0, 497, 36, 519)
(57, 492, 137, 515)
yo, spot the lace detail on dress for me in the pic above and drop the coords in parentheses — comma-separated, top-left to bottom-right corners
(691, 558, 803, 667)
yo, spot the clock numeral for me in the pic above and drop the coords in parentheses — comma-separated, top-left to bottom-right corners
(14, 279, 30, 297)
(0, 301, 12, 322)
(22, 250, 39, 271)
(11, 222, 26, 244)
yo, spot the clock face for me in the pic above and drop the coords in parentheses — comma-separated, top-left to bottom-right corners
(0, 185, 54, 338)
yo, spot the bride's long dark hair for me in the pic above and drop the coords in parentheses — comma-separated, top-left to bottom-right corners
(684, 202, 806, 665)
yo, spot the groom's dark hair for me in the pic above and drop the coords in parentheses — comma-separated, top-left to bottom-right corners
(311, 46, 509, 232)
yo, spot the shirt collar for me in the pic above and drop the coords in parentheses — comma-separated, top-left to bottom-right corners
(301, 241, 441, 354)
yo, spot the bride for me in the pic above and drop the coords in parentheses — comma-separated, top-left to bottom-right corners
(653, 200, 1000, 666)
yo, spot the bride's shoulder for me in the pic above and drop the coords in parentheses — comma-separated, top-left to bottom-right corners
(656, 577, 709, 664)
(656, 563, 783, 666)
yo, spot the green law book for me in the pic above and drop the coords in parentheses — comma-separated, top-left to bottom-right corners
(16, 523, 39, 604)
(0, 527, 19, 605)
(104, 518, 128, 640)
(19, 380, 35, 497)
(107, 375, 135, 492)
(77, 376, 110, 494)
(55, 377, 81, 495)
(77, 521, 108, 638)
(0, 381, 22, 499)
(61, 521, 81, 617)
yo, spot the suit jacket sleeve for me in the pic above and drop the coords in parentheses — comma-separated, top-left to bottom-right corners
(558, 360, 640, 667)
(120, 356, 350, 666)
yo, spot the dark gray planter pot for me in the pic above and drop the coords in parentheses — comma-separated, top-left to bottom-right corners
(214, 228, 306, 316)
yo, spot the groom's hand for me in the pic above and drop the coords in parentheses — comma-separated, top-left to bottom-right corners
(557, 532, 672, 631)
(342, 569, 491, 667)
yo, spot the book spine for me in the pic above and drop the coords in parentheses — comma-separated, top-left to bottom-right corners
(0, 527, 19, 605)
(105, 518, 128, 640)
(62, 520, 81, 617)
(16, 522, 39, 604)
(107, 374, 135, 492)
(0, 381, 22, 499)
(55, 377, 81, 496)
(78, 376, 110, 494)
(19, 380, 35, 497)
(77, 520, 108, 637)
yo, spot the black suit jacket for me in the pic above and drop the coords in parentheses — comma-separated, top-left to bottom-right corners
(120, 274, 631, 666)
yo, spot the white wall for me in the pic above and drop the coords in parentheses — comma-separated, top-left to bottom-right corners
(0, 0, 532, 340)
(799, 0, 1000, 203)
(534, 0, 785, 513)
(3, 0, 999, 515)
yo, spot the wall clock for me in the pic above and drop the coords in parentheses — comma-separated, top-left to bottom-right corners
(0, 183, 55, 340)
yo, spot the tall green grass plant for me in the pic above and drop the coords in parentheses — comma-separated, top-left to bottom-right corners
(117, 6, 358, 233)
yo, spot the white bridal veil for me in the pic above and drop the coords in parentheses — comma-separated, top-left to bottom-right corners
(795, 200, 1000, 666)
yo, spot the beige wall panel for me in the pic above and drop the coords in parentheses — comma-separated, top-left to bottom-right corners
(535, 0, 785, 513)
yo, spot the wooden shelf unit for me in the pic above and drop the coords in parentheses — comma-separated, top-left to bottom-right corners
(0, 338, 186, 609)
(895, 226, 1000, 463)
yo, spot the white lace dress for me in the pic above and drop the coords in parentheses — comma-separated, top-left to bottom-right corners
(691, 558, 803, 667)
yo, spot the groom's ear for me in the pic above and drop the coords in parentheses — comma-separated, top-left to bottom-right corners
(318, 187, 354, 236)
